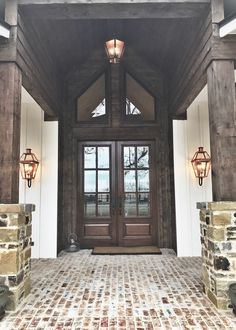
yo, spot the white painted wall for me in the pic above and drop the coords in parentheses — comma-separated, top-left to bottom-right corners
(19, 87, 58, 258)
(173, 86, 212, 257)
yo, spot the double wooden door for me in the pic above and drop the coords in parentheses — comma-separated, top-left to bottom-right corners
(78, 141, 157, 247)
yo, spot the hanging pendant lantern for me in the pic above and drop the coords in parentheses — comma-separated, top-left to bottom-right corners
(191, 147, 211, 186)
(105, 39, 125, 63)
(20, 148, 39, 188)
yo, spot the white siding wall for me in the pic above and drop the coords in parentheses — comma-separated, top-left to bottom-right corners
(19, 87, 58, 258)
(173, 87, 212, 257)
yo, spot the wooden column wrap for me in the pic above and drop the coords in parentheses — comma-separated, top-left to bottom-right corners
(0, 63, 22, 203)
(207, 60, 236, 201)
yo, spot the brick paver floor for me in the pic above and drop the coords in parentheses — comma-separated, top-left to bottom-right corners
(0, 249, 236, 330)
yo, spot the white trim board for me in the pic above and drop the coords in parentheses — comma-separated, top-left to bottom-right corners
(0, 23, 10, 38)
(220, 17, 236, 38)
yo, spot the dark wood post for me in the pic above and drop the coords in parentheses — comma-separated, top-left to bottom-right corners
(110, 63, 121, 128)
(207, 60, 236, 201)
(0, 0, 22, 203)
(0, 63, 22, 203)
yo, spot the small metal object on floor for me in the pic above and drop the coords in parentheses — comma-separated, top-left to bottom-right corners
(65, 233, 80, 253)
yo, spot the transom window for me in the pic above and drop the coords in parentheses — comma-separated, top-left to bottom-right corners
(77, 74, 107, 122)
(125, 74, 155, 121)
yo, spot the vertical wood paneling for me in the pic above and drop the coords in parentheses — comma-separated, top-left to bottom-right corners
(40, 121, 58, 258)
(20, 87, 58, 258)
(19, 95, 42, 258)
(173, 86, 212, 257)
(59, 61, 177, 251)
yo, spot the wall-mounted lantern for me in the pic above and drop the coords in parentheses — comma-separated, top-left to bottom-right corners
(105, 39, 125, 63)
(191, 147, 211, 186)
(20, 148, 39, 188)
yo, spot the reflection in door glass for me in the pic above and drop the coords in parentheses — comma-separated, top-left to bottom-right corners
(124, 193, 137, 217)
(98, 194, 110, 217)
(124, 170, 136, 192)
(84, 170, 96, 192)
(124, 147, 136, 168)
(83, 145, 111, 219)
(138, 193, 150, 216)
(137, 170, 150, 192)
(98, 170, 110, 192)
(137, 146, 149, 168)
(84, 147, 96, 168)
(98, 147, 110, 168)
(84, 194, 96, 217)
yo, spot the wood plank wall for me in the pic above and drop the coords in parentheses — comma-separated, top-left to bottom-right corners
(169, 9, 212, 117)
(16, 14, 62, 117)
(58, 54, 177, 251)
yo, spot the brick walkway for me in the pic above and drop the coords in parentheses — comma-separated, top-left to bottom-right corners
(0, 250, 236, 330)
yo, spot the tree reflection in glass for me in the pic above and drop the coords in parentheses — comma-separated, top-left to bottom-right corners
(84, 147, 96, 168)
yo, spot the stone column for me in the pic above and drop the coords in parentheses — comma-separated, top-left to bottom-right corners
(0, 204, 35, 310)
(199, 201, 236, 309)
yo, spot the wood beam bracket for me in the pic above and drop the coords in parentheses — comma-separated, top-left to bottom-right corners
(211, 35, 236, 61)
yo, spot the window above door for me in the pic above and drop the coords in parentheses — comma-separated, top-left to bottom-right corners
(77, 74, 108, 124)
(125, 73, 156, 122)
(76, 67, 157, 127)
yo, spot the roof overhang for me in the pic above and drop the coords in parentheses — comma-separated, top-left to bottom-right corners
(0, 20, 10, 39)
(219, 13, 236, 38)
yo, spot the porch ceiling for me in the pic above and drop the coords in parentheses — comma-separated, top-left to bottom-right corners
(19, 16, 202, 77)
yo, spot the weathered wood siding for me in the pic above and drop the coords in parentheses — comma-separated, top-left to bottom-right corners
(58, 56, 176, 251)
(16, 14, 62, 116)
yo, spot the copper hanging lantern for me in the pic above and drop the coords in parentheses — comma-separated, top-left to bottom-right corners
(20, 148, 39, 188)
(105, 39, 125, 63)
(191, 147, 211, 186)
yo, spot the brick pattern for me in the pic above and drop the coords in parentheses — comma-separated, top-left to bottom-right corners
(0, 204, 35, 310)
(199, 202, 236, 310)
(0, 250, 236, 329)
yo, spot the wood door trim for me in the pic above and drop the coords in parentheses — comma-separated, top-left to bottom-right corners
(117, 140, 157, 246)
(77, 139, 157, 247)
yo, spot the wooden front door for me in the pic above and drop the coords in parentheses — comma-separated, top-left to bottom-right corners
(78, 141, 157, 247)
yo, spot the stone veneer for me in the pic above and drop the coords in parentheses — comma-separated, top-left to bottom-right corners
(198, 201, 236, 310)
(0, 204, 35, 310)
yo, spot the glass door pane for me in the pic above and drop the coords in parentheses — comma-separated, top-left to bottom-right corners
(122, 145, 150, 218)
(83, 146, 111, 218)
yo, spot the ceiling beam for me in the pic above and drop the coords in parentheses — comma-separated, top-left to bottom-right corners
(17, 14, 62, 117)
(18, 1, 210, 19)
(18, 0, 210, 3)
(169, 10, 211, 116)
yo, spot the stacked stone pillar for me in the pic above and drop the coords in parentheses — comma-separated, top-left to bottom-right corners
(199, 202, 236, 309)
(0, 204, 34, 310)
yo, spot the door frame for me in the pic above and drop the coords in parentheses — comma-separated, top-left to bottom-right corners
(77, 139, 158, 248)
(117, 140, 158, 246)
